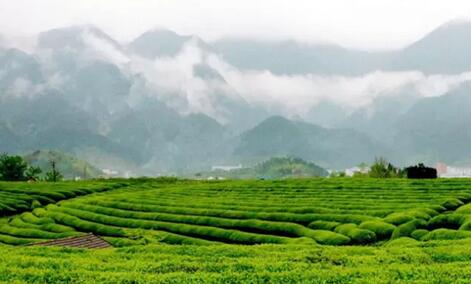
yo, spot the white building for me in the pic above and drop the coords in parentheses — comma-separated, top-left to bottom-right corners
(211, 164, 243, 171)
(436, 162, 471, 178)
(344, 166, 370, 177)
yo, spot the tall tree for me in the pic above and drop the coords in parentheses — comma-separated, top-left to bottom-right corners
(0, 154, 28, 181)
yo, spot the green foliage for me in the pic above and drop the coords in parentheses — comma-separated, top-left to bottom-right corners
(0, 180, 130, 217)
(428, 214, 469, 230)
(203, 157, 328, 179)
(307, 230, 350, 245)
(24, 166, 42, 181)
(334, 223, 376, 244)
(2, 239, 471, 282)
(383, 212, 416, 225)
(422, 229, 471, 241)
(254, 157, 329, 178)
(411, 229, 429, 240)
(329, 171, 346, 178)
(385, 237, 420, 247)
(31, 200, 42, 210)
(456, 203, 471, 214)
(383, 209, 434, 225)
(391, 219, 427, 239)
(1, 178, 471, 248)
(1, 178, 471, 282)
(24, 150, 102, 180)
(358, 221, 396, 239)
(44, 160, 63, 182)
(441, 198, 465, 210)
(308, 221, 340, 230)
(0, 154, 28, 181)
(369, 157, 404, 178)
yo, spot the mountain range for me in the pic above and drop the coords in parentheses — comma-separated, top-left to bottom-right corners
(1, 21, 471, 174)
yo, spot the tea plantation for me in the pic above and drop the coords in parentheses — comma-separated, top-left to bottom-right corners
(2, 178, 471, 282)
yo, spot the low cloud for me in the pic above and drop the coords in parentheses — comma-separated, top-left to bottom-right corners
(81, 30, 130, 67)
(130, 40, 239, 122)
(207, 54, 471, 117)
(4, 30, 471, 124)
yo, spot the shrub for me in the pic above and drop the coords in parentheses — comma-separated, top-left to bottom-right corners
(0, 234, 39, 245)
(459, 222, 471, 230)
(31, 200, 42, 210)
(358, 221, 396, 239)
(441, 199, 465, 211)
(0, 224, 77, 239)
(41, 208, 126, 237)
(20, 212, 54, 225)
(308, 230, 350, 245)
(410, 229, 428, 240)
(48, 206, 292, 244)
(384, 209, 432, 225)
(391, 219, 427, 239)
(456, 203, 471, 214)
(307, 221, 340, 231)
(383, 212, 415, 225)
(421, 229, 471, 241)
(11, 217, 74, 233)
(428, 214, 469, 230)
(62, 202, 326, 240)
(385, 237, 420, 247)
(103, 237, 146, 247)
(334, 223, 376, 244)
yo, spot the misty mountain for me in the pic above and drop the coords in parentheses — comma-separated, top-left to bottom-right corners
(337, 87, 422, 141)
(213, 39, 389, 75)
(2, 22, 471, 174)
(390, 21, 471, 73)
(128, 29, 191, 58)
(38, 25, 122, 51)
(235, 116, 384, 168)
(213, 21, 471, 75)
(0, 48, 43, 94)
(393, 82, 471, 165)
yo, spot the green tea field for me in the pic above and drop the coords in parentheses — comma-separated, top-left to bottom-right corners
(2, 178, 471, 283)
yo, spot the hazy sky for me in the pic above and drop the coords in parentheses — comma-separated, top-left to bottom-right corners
(1, 0, 471, 50)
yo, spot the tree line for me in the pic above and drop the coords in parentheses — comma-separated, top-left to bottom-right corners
(330, 157, 437, 179)
(0, 153, 63, 182)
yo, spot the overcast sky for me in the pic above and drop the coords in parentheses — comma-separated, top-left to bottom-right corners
(1, 0, 471, 50)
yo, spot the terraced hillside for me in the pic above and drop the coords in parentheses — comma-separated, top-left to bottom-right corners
(2, 178, 471, 246)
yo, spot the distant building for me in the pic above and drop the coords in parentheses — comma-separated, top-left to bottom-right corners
(207, 176, 226, 181)
(102, 168, 119, 178)
(345, 166, 370, 177)
(211, 164, 243, 171)
(436, 162, 448, 176)
(436, 162, 471, 178)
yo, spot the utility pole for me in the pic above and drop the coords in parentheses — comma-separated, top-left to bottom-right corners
(50, 160, 57, 182)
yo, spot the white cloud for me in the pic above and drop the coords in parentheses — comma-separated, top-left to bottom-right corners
(129, 40, 233, 122)
(126, 40, 471, 121)
(208, 54, 471, 117)
(1, 0, 471, 50)
(81, 29, 129, 66)
(4, 77, 35, 97)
